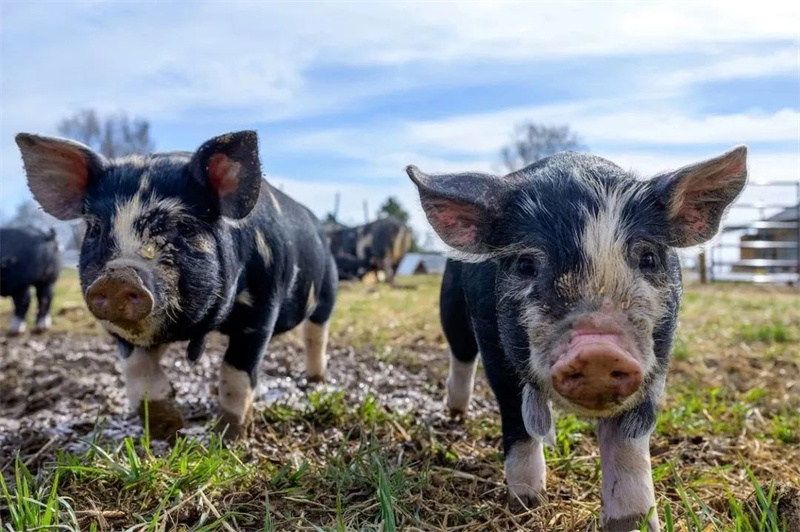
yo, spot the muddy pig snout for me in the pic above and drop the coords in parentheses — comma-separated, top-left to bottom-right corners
(86, 263, 154, 324)
(552, 333, 643, 410)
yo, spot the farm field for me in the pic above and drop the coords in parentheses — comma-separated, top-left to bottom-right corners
(1, 270, 799, 531)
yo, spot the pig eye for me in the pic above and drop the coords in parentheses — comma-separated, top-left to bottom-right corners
(514, 255, 540, 277)
(639, 251, 658, 270)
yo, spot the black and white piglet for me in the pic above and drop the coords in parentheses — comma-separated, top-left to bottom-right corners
(0, 226, 61, 335)
(407, 147, 747, 531)
(16, 131, 338, 441)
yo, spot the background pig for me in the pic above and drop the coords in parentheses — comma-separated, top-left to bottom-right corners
(326, 216, 412, 283)
(0, 226, 61, 335)
(16, 130, 338, 441)
(407, 147, 747, 531)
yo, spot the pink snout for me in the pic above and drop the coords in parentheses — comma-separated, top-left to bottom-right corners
(85, 267, 154, 325)
(552, 333, 643, 410)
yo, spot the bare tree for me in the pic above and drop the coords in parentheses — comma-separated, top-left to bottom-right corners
(500, 123, 585, 173)
(57, 109, 155, 158)
(7, 201, 56, 230)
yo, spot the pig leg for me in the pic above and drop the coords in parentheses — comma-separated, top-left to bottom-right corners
(482, 349, 547, 509)
(382, 256, 396, 285)
(304, 255, 337, 382)
(597, 416, 659, 532)
(218, 328, 274, 440)
(446, 350, 477, 414)
(440, 271, 479, 415)
(121, 343, 185, 441)
(303, 319, 329, 381)
(9, 288, 31, 335)
(33, 282, 54, 333)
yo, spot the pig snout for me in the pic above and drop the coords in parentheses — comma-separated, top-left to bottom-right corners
(552, 332, 643, 410)
(86, 263, 154, 324)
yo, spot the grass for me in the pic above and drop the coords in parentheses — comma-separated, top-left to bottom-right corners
(2, 273, 799, 531)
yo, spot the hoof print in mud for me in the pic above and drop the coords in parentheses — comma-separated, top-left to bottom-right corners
(138, 399, 186, 442)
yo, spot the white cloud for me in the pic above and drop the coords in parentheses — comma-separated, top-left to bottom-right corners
(284, 104, 800, 174)
(2, 0, 798, 222)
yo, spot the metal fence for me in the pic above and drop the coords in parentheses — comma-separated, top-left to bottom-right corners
(708, 181, 800, 284)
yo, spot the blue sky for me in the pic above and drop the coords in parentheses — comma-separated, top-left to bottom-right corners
(1, 1, 798, 246)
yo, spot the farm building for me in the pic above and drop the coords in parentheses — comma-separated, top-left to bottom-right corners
(396, 252, 447, 276)
(731, 203, 799, 276)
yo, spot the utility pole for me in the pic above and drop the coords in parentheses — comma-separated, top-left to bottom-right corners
(333, 192, 340, 221)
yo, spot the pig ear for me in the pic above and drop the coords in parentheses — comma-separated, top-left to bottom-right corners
(190, 131, 262, 219)
(653, 146, 748, 247)
(15, 133, 107, 220)
(406, 165, 509, 255)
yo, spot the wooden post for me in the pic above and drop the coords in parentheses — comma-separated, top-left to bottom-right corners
(698, 250, 707, 284)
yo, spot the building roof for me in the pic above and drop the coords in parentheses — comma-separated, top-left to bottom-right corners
(396, 252, 447, 276)
(766, 203, 800, 222)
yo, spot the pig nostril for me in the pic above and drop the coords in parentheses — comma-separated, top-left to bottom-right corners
(565, 372, 584, 383)
(610, 370, 627, 379)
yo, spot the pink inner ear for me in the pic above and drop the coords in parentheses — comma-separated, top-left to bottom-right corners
(48, 144, 89, 192)
(429, 200, 480, 247)
(208, 153, 241, 197)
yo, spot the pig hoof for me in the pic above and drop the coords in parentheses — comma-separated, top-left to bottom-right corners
(507, 485, 546, 512)
(603, 514, 654, 532)
(216, 408, 253, 441)
(447, 405, 467, 419)
(306, 373, 325, 383)
(138, 399, 185, 442)
(32, 316, 52, 334)
(8, 318, 26, 336)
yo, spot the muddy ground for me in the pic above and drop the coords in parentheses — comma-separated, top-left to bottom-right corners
(1, 277, 799, 530)
(0, 329, 486, 472)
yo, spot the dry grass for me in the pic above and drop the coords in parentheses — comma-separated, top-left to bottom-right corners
(1, 273, 799, 531)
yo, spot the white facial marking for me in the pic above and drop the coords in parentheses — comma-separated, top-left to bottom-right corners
(255, 229, 272, 266)
(598, 422, 658, 530)
(580, 186, 640, 299)
(113, 194, 145, 256)
(218, 362, 253, 424)
(505, 438, 547, 506)
(303, 319, 329, 380)
(446, 352, 477, 414)
(113, 194, 186, 257)
(122, 345, 172, 407)
(236, 290, 253, 307)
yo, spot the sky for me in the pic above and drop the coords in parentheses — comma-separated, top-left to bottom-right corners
(1, 1, 799, 249)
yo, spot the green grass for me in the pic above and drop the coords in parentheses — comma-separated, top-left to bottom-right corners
(2, 274, 799, 530)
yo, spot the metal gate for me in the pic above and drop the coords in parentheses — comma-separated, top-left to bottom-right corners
(708, 181, 800, 284)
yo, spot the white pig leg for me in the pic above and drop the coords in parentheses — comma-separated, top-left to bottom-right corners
(505, 437, 547, 509)
(446, 351, 477, 414)
(122, 345, 185, 441)
(597, 419, 659, 531)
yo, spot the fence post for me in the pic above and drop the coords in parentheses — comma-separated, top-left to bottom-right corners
(698, 250, 707, 284)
